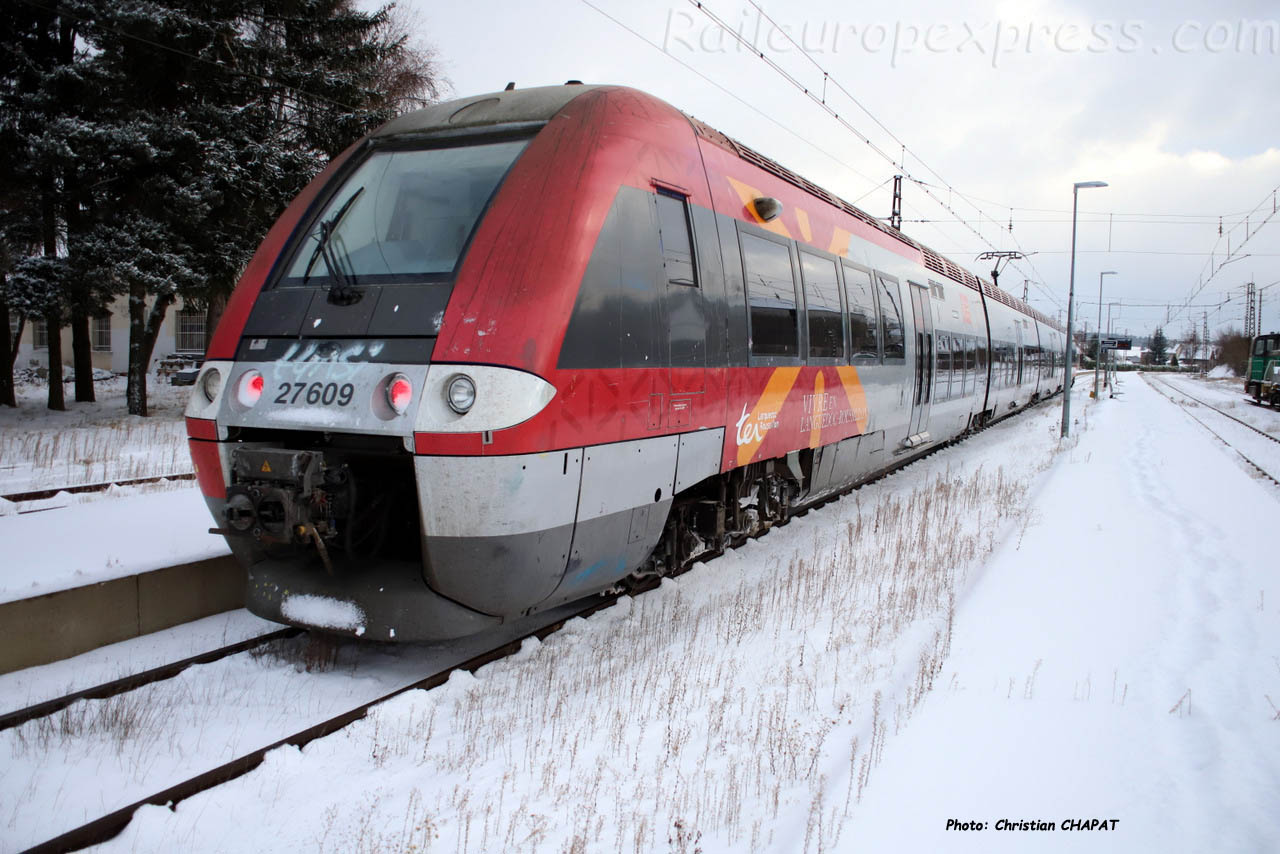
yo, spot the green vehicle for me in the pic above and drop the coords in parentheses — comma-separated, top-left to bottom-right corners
(1247, 332, 1280, 406)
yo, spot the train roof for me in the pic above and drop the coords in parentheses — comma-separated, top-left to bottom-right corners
(683, 115, 1062, 332)
(373, 83, 609, 137)
(376, 83, 1061, 333)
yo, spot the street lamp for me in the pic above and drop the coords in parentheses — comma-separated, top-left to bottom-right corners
(1106, 303, 1121, 389)
(1060, 180, 1108, 438)
(1093, 271, 1117, 398)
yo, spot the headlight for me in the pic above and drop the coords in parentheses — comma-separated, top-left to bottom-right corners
(387, 373, 413, 414)
(446, 374, 476, 414)
(200, 367, 223, 402)
(236, 370, 264, 407)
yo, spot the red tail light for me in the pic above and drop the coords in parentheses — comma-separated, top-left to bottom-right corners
(388, 374, 413, 414)
(237, 370, 265, 407)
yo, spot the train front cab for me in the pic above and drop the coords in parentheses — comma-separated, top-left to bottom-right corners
(1247, 333, 1280, 402)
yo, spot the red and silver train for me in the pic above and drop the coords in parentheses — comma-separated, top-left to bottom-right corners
(185, 84, 1065, 641)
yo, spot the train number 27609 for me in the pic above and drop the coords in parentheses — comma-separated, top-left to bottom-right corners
(274, 382, 356, 407)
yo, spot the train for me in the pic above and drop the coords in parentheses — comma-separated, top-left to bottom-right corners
(184, 83, 1066, 641)
(1246, 331, 1280, 405)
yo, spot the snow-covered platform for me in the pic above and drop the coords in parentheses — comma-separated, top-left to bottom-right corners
(0, 487, 237, 672)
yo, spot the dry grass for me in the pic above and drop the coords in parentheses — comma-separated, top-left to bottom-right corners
(249, 633, 346, 674)
(333, 429, 1069, 853)
(0, 420, 191, 493)
(0, 377, 192, 495)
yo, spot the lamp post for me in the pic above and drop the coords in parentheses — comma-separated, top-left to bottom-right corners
(1061, 180, 1108, 439)
(1106, 303, 1121, 389)
(1093, 271, 1117, 398)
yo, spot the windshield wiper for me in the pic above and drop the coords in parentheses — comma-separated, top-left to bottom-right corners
(301, 187, 365, 305)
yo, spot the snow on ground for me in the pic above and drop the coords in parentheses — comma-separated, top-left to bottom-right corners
(0, 375, 192, 496)
(2, 375, 1274, 854)
(0, 609, 280, 717)
(0, 485, 228, 604)
(0, 602, 591, 852)
(77, 382, 1204, 854)
(846, 374, 1279, 852)
(1157, 372, 1280, 439)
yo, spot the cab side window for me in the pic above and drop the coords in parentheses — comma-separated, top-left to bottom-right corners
(656, 191, 696, 287)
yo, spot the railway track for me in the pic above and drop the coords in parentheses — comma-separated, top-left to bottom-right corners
(1143, 374, 1280, 488)
(13, 391, 1069, 852)
(1153, 378, 1280, 445)
(2, 472, 195, 505)
(17, 594, 624, 854)
(0, 628, 298, 733)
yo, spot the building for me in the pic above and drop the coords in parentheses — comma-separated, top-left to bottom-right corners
(1110, 344, 1147, 365)
(1170, 342, 1216, 370)
(9, 296, 206, 376)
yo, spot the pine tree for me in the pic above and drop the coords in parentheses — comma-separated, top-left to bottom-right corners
(1150, 327, 1168, 366)
(2, 0, 441, 414)
(0, 1, 91, 409)
(85, 0, 441, 415)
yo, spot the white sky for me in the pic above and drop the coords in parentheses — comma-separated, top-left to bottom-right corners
(390, 0, 1280, 341)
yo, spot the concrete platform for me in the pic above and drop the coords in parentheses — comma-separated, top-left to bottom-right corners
(0, 556, 244, 674)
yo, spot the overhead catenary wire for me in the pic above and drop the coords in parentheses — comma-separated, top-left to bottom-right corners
(684, 0, 1062, 310)
(1168, 181, 1280, 328)
(575, 0, 1003, 271)
(578, 1, 893, 195)
(728, 0, 1280, 329)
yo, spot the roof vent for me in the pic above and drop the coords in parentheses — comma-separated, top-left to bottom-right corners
(565, 79, 583, 85)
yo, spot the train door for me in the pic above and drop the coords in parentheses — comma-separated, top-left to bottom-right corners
(1014, 320, 1025, 389)
(908, 281, 934, 436)
(655, 189, 706, 427)
(1032, 322, 1045, 396)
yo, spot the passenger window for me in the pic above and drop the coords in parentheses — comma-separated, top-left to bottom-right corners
(800, 251, 844, 360)
(949, 334, 961, 398)
(656, 192, 697, 287)
(842, 262, 880, 361)
(936, 334, 952, 399)
(877, 274, 905, 360)
(965, 337, 976, 393)
(741, 231, 799, 358)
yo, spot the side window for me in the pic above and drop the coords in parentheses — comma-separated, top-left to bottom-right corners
(965, 337, 976, 393)
(800, 250, 844, 360)
(877, 274, 906, 360)
(741, 231, 799, 359)
(936, 334, 952, 399)
(1255, 338, 1266, 356)
(656, 191, 697, 287)
(842, 262, 880, 361)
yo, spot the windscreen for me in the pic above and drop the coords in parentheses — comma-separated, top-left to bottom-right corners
(280, 138, 529, 285)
